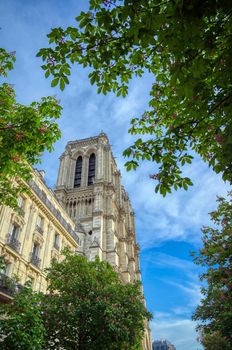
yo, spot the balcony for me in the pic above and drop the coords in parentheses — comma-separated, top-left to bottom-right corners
(0, 273, 23, 299)
(6, 234, 21, 252)
(35, 224, 43, 235)
(0, 273, 15, 297)
(30, 253, 41, 269)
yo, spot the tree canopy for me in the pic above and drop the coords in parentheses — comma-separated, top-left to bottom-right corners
(0, 48, 61, 209)
(0, 283, 45, 350)
(38, 0, 232, 196)
(0, 252, 151, 350)
(192, 192, 232, 350)
(44, 252, 151, 350)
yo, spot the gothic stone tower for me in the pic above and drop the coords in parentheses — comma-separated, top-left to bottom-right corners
(54, 132, 141, 284)
(54, 133, 152, 349)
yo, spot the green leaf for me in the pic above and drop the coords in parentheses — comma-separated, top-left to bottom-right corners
(51, 78, 59, 87)
(45, 70, 50, 78)
(60, 78, 65, 90)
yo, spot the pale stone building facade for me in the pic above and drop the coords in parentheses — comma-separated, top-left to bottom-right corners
(0, 170, 81, 302)
(0, 132, 152, 349)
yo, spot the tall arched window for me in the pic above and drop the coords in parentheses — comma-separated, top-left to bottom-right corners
(88, 153, 96, 185)
(74, 156, 82, 188)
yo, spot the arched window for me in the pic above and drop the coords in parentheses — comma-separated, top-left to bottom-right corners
(88, 153, 96, 185)
(74, 156, 82, 188)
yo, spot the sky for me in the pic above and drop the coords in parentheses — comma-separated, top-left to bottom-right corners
(0, 1, 230, 349)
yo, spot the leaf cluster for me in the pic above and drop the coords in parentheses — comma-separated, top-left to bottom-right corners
(192, 192, 232, 349)
(0, 285, 45, 350)
(38, 0, 232, 195)
(0, 48, 62, 209)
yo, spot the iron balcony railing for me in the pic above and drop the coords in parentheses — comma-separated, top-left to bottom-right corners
(29, 179, 81, 246)
(35, 224, 43, 235)
(30, 253, 41, 268)
(6, 234, 21, 252)
(0, 273, 23, 298)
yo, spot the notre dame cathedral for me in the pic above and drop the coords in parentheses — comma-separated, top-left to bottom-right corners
(0, 132, 152, 349)
(55, 132, 141, 281)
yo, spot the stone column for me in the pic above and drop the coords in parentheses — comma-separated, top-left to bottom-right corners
(59, 154, 69, 187)
(96, 144, 104, 180)
(43, 222, 53, 269)
(105, 145, 111, 183)
(21, 203, 37, 258)
(81, 155, 89, 187)
(56, 154, 65, 186)
(68, 157, 76, 188)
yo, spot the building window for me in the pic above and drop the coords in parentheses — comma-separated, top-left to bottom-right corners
(30, 242, 41, 268)
(0, 261, 11, 277)
(17, 195, 24, 208)
(37, 215, 43, 228)
(88, 153, 96, 185)
(10, 223, 19, 240)
(17, 196, 25, 216)
(32, 242, 40, 256)
(54, 233, 60, 250)
(18, 195, 24, 209)
(7, 223, 21, 252)
(74, 156, 82, 188)
(4, 262, 11, 276)
(36, 215, 44, 235)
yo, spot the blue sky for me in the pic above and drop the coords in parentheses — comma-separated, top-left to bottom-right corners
(0, 1, 230, 349)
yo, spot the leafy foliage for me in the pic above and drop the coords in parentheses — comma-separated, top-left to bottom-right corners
(0, 284, 45, 350)
(0, 253, 150, 349)
(192, 192, 232, 349)
(38, 0, 232, 195)
(0, 48, 62, 209)
(44, 252, 151, 350)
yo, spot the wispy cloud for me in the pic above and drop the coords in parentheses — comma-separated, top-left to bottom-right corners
(144, 252, 196, 272)
(164, 280, 202, 307)
(120, 156, 229, 249)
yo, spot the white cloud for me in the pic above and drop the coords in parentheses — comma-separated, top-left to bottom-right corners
(119, 156, 230, 249)
(164, 280, 202, 307)
(145, 252, 195, 272)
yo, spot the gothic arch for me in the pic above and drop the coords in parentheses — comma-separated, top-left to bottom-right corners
(86, 147, 97, 157)
(72, 149, 85, 160)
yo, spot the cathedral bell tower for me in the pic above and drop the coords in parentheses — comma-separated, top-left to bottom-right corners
(54, 133, 140, 283)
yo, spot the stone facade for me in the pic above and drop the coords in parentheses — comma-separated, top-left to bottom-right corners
(0, 170, 80, 303)
(55, 133, 152, 349)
